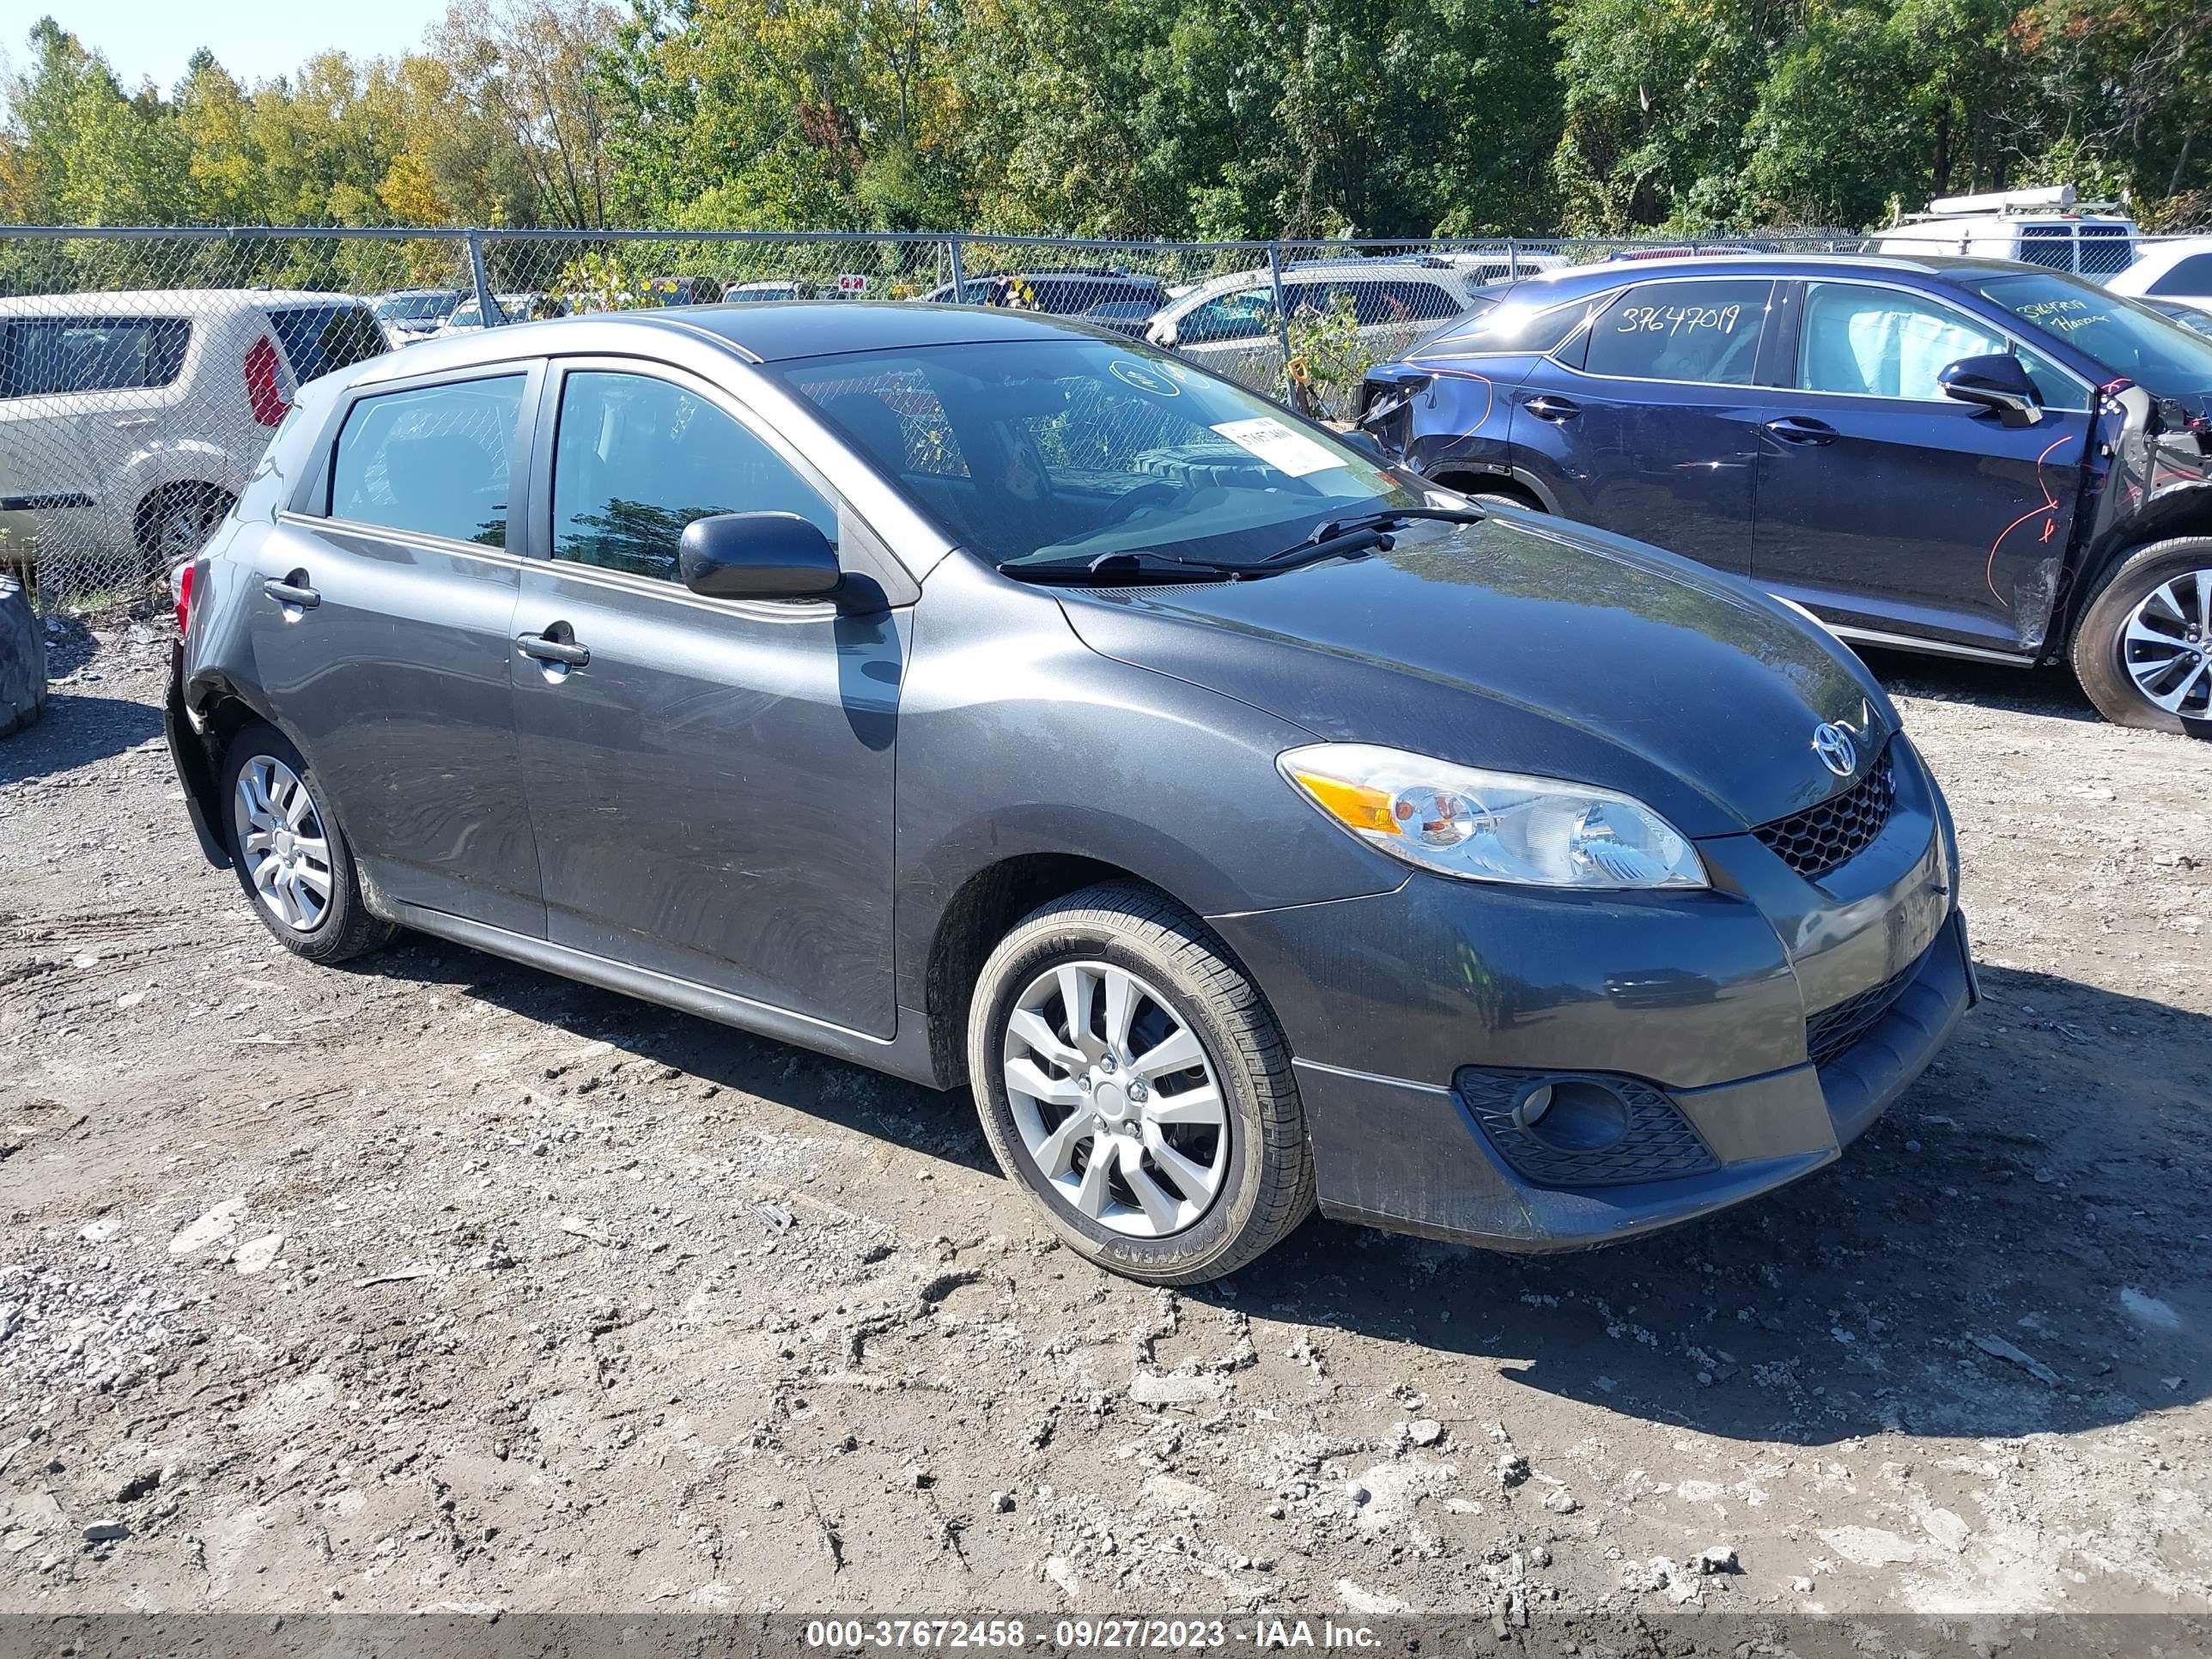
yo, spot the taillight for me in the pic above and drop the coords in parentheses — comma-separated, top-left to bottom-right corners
(173, 559, 197, 636)
(245, 336, 289, 426)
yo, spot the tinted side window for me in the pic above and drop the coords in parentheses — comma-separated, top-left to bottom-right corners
(550, 371, 836, 583)
(0, 317, 191, 397)
(268, 305, 386, 383)
(2148, 254, 2212, 298)
(1797, 283, 2007, 401)
(2017, 225, 2073, 270)
(1582, 280, 1772, 384)
(1180, 291, 1274, 343)
(1346, 280, 1461, 325)
(330, 374, 523, 545)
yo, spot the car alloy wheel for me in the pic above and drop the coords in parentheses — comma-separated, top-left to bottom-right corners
(231, 753, 334, 932)
(2120, 567, 2212, 718)
(999, 959, 1230, 1238)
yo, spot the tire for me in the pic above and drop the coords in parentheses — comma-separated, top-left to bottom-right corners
(965, 882, 1315, 1285)
(218, 722, 395, 963)
(0, 574, 45, 739)
(2069, 536, 2212, 734)
(136, 483, 234, 576)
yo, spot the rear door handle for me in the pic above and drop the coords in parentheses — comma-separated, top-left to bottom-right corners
(262, 574, 319, 608)
(112, 416, 157, 430)
(1764, 416, 1838, 446)
(1523, 394, 1581, 422)
(517, 631, 590, 667)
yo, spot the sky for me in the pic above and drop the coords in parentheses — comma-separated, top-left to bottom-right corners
(0, 0, 451, 91)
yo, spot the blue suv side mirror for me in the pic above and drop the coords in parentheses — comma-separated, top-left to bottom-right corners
(1939, 354, 2043, 428)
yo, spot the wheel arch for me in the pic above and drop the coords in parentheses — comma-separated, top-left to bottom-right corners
(2068, 488, 2212, 644)
(918, 852, 1269, 1091)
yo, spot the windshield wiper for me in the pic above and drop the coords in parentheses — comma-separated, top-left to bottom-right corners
(1253, 506, 1492, 568)
(998, 549, 1252, 586)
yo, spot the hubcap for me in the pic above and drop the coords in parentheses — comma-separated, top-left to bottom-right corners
(2120, 568, 2212, 717)
(999, 960, 1230, 1238)
(231, 756, 333, 933)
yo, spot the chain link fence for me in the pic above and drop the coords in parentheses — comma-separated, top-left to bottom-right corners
(0, 222, 2198, 608)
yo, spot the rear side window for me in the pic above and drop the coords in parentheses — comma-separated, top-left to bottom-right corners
(267, 305, 386, 384)
(550, 371, 836, 582)
(2148, 254, 2212, 298)
(2016, 225, 2073, 270)
(1338, 280, 1462, 325)
(1581, 279, 1772, 384)
(0, 316, 191, 397)
(329, 374, 524, 546)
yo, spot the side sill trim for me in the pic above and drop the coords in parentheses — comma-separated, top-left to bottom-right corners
(1820, 621, 2037, 665)
(379, 899, 946, 1088)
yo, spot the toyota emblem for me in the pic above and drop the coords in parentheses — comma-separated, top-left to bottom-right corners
(1811, 721, 1858, 778)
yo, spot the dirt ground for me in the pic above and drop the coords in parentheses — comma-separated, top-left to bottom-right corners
(0, 617, 2207, 1624)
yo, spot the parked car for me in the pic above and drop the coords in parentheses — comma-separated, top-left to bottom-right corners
(436, 291, 560, 334)
(163, 303, 1972, 1284)
(921, 269, 1169, 319)
(724, 280, 815, 303)
(1357, 252, 2212, 731)
(2106, 236, 2212, 315)
(0, 289, 386, 571)
(368, 288, 465, 347)
(2143, 297, 2212, 338)
(1146, 258, 1492, 386)
(1871, 185, 2140, 277)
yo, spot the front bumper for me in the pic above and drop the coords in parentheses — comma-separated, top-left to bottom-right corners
(1208, 734, 1975, 1250)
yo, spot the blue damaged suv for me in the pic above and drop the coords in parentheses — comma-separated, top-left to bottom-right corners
(1358, 254, 2212, 733)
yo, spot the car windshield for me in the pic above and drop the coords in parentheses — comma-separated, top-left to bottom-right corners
(1968, 271, 2212, 396)
(771, 338, 1418, 570)
(374, 293, 458, 322)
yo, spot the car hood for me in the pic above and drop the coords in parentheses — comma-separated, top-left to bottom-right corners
(1054, 513, 1897, 839)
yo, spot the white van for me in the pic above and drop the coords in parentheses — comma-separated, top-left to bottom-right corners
(0, 289, 386, 575)
(1871, 185, 2140, 278)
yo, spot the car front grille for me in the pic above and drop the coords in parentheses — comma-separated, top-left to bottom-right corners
(1804, 943, 1929, 1067)
(1753, 744, 1897, 881)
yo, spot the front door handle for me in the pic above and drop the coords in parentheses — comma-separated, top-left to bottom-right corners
(1523, 394, 1581, 422)
(517, 630, 590, 668)
(1764, 416, 1838, 446)
(262, 574, 319, 608)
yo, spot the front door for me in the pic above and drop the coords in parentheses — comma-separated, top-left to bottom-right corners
(509, 362, 903, 1036)
(241, 367, 547, 936)
(1509, 276, 1781, 577)
(1751, 278, 2094, 655)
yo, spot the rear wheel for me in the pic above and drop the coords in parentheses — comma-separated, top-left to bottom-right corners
(2070, 537, 2212, 732)
(220, 723, 395, 962)
(136, 483, 234, 576)
(965, 883, 1314, 1285)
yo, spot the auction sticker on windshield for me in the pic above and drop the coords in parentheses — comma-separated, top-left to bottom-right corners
(1210, 416, 1345, 477)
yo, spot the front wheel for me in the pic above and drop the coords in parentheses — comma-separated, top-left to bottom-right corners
(2070, 538, 2212, 732)
(965, 883, 1315, 1285)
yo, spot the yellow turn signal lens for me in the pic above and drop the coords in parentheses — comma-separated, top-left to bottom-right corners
(1284, 768, 1401, 836)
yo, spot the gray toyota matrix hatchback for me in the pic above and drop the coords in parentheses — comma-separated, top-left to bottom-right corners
(164, 304, 1976, 1285)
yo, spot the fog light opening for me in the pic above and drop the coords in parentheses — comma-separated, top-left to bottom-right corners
(1518, 1079, 1630, 1153)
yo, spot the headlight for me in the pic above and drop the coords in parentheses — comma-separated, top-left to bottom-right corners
(1279, 743, 1707, 890)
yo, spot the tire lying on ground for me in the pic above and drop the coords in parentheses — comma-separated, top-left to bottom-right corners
(0, 574, 45, 739)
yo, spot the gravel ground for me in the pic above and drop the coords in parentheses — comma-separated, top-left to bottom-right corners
(0, 619, 2207, 1621)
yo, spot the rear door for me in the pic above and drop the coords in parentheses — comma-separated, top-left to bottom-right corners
(1509, 275, 1782, 576)
(243, 365, 547, 935)
(508, 359, 903, 1036)
(1749, 278, 2094, 656)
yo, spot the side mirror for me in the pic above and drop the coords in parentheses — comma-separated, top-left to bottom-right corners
(1336, 428, 1386, 461)
(1940, 354, 2042, 428)
(1150, 319, 1180, 349)
(679, 512, 842, 601)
